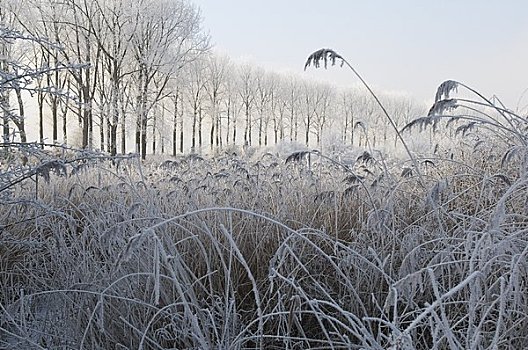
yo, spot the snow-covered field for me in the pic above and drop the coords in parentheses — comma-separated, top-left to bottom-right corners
(1, 139, 527, 349)
(3, 0, 528, 347)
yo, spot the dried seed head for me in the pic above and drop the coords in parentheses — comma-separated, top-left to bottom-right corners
(304, 48, 344, 71)
(428, 98, 458, 116)
(435, 80, 459, 102)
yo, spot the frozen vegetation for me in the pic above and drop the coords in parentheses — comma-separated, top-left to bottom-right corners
(1, 111, 528, 348)
(1, 0, 528, 349)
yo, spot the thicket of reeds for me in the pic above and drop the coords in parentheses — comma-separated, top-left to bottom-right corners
(1, 49, 527, 349)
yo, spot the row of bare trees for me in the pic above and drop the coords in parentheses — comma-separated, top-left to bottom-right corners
(163, 57, 427, 155)
(2, 0, 426, 159)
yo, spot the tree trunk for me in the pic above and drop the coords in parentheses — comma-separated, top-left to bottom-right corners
(141, 113, 147, 160)
(106, 115, 111, 153)
(192, 110, 197, 152)
(258, 114, 263, 147)
(2, 112, 8, 143)
(82, 91, 92, 149)
(216, 111, 221, 148)
(173, 97, 178, 156)
(226, 106, 230, 145)
(290, 107, 296, 142)
(350, 116, 354, 146)
(140, 69, 148, 160)
(280, 115, 284, 141)
(198, 107, 203, 150)
(80, 66, 93, 149)
(264, 120, 268, 146)
(48, 56, 59, 143)
(152, 112, 157, 155)
(244, 104, 249, 145)
(305, 116, 310, 146)
(61, 90, 69, 145)
(120, 95, 126, 154)
(172, 127, 177, 156)
(110, 60, 119, 156)
(135, 66, 144, 155)
(209, 117, 214, 151)
(38, 91, 44, 146)
(1, 77, 9, 143)
(135, 110, 141, 154)
(14, 88, 27, 143)
(232, 118, 236, 145)
(179, 115, 184, 154)
(248, 113, 252, 146)
(109, 124, 117, 156)
(100, 112, 105, 151)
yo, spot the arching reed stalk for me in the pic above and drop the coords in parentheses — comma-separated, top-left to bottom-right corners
(431, 80, 528, 146)
(304, 48, 425, 187)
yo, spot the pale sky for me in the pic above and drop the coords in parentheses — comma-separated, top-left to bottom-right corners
(193, 0, 528, 108)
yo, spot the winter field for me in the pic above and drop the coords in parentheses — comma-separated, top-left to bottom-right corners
(2, 1, 528, 348)
(2, 103, 528, 349)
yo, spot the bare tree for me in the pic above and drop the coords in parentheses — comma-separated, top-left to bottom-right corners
(221, 64, 240, 146)
(284, 75, 300, 143)
(338, 89, 356, 145)
(272, 77, 288, 144)
(237, 63, 256, 146)
(205, 54, 229, 151)
(168, 80, 184, 156)
(301, 81, 324, 147)
(184, 57, 207, 152)
(268, 73, 285, 145)
(253, 67, 271, 147)
(311, 83, 334, 146)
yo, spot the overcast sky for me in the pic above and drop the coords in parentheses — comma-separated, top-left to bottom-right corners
(193, 0, 528, 108)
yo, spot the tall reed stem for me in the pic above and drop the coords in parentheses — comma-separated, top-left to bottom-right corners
(305, 48, 425, 187)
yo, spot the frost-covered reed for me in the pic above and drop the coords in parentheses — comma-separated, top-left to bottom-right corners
(1, 132, 527, 349)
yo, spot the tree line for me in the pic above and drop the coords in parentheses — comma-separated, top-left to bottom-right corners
(1, 0, 427, 160)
